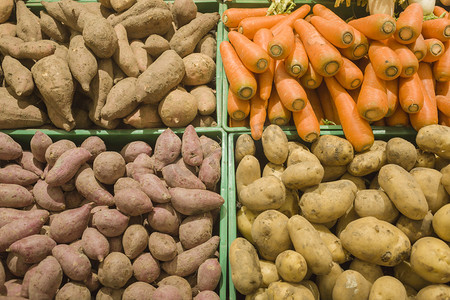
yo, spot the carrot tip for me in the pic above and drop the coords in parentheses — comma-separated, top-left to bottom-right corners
(257, 59, 268, 71)
(398, 27, 413, 42)
(408, 104, 420, 113)
(273, 117, 287, 126)
(414, 51, 424, 61)
(364, 109, 384, 121)
(430, 44, 443, 56)
(382, 21, 396, 35)
(232, 111, 246, 120)
(304, 132, 319, 143)
(270, 45, 283, 57)
(292, 99, 306, 111)
(238, 87, 255, 100)
(404, 67, 416, 76)
(353, 44, 368, 59)
(306, 79, 316, 88)
(351, 79, 362, 89)
(291, 65, 303, 76)
(343, 32, 354, 45)
(445, 25, 450, 38)
(386, 66, 399, 77)
(324, 61, 340, 76)
(238, 26, 244, 34)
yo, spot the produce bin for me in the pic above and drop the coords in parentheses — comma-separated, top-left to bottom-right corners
(227, 128, 417, 299)
(2, 127, 228, 299)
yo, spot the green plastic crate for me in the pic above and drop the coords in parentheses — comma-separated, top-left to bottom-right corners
(227, 128, 417, 300)
(3, 127, 228, 300)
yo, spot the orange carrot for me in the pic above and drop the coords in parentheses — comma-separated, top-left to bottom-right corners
(222, 7, 269, 28)
(253, 28, 275, 101)
(270, 4, 311, 35)
(305, 88, 325, 125)
(229, 117, 249, 128)
(372, 118, 386, 126)
(433, 6, 448, 18)
(368, 40, 402, 80)
(267, 89, 291, 126)
(227, 87, 251, 121)
(385, 38, 419, 77)
(439, 110, 450, 126)
(436, 95, 450, 116)
(339, 28, 369, 61)
(238, 14, 287, 40)
(348, 14, 397, 41)
(284, 35, 308, 78)
(324, 76, 374, 152)
(292, 100, 321, 143)
(294, 19, 343, 77)
(312, 4, 346, 23)
(356, 63, 389, 122)
(393, 3, 423, 44)
(385, 78, 399, 117)
(407, 34, 427, 61)
(409, 78, 438, 131)
(228, 31, 270, 74)
(268, 25, 295, 60)
(417, 62, 436, 105)
(436, 80, 450, 97)
(421, 17, 450, 42)
(299, 61, 323, 89)
(398, 73, 424, 113)
(386, 104, 410, 127)
(220, 41, 257, 100)
(433, 41, 450, 82)
(317, 82, 338, 124)
(335, 57, 364, 90)
(422, 38, 445, 63)
(249, 94, 267, 140)
(274, 60, 308, 111)
(310, 16, 354, 48)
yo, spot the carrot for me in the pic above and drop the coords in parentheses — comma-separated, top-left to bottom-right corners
(339, 28, 369, 61)
(294, 19, 343, 77)
(249, 94, 267, 140)
(292, 100, 321, 143)
(433, 6, 448, 18)
(347, 87, 360, 102)
(228, 31, 270, 74)
(372, 118, 386, 126)
(284, 35, 308, 78)
(220, 41, 257, 100)
(356, 63, 389, 122)
(393, 3, 423, 44)
(422, 38, 445, 63)
(310, 16, 354, 48)
(253, 28, 275, 101)
(421, 17, 450, 42)
(238, 14, 287, 40)
(433, 41, 450, 82)
(398, 73, 424, 113)
(267, 89, 291, 126)
(348, 14, 397, 41)
(268, 25, 295, 60)
(385, 38, 419, 77)
(436, 95, 450, 116)
(229, 117, 249, 128)
(407, 34, 427, 62)
(334, 57, 364, 90)
(317, 82, 338, 124)
(386, 104, 410, 127)
(222, 7, 269, 28)
(274, 60, 308, 111)
(324, 76, 374, 152)
(299, 61, 323, 89)
(305, 88, 325, 125)
(270, 4, 311, 35)
(439, 110, 450, 126)
(385, 78, 399, 117)
(227, 87, 251, 121)
(368, 40, 402, 81)
(417, 62, 436, 104)
(409, 78, 438, 131)
(436, 80, 450, 98)
(312, 4, 346, 23)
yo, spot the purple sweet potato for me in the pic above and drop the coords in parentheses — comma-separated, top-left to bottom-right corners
(93, 151, 126, 185)
(153, 128, 182, 171)
(81, 228, 110, 262)
(122, 224, 148, 260)
(46, 147, 92, 186)
(28, 256, 62, 299)
(30, 131, 52, 163)
(0, 216, 45, 252)
(182, 125, 203, 167)
(147, 203, 181, 235)
(126, 162, 154, 180)
(69, 239, 83, 252)
(120, 141, 152, 163)
(148, 232, 177, 262)
(6, 253, 29, 277)
(92, 208, 129, 237)
(194, 290, 220, 300)
(114, 177, 141, 194)
(162, 164, 206, 190)
(161, 236, 220, 277)
(179, 212, 213, 250)
(98, 252, 133, 289)
(80, 136, 106, 163)
(123, 282, 156, 300)
(132, 253, 160, 283)
(75, 164, 114, 206)
(55, 282, 91, 300)
(33, 180, 65, 211)
(0, 132, 22, 161)
(8, 235, 56, 264)
(20, 263, 37, 298)
(114, 188, 153, 216)
(4, 279, 23, 297)
(158, 276, 192, 300)
(197, 258, 221, 291)
(137, 173, 171, 203)
(198, 149, 221, 191)
(199, 136, 220, 158)
(18, 152, 44, 177)
(153, 285, 182, 300)
(52, 244, 91, 281)
(65, 190, 84, 209)
(0, 184, 34, 208)
(176, 156, 198, 176)
(0, 209, 49, 228)
(44, 139, 76, 167)
(0, 165, 39, 186)
(49, 203, 92, 243)
(169, 188, 224, 215)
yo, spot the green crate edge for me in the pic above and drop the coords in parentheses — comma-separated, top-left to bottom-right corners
(24, 0, 224, 130)
(227, 129, 418, 300)
(3, 127, 228, 300)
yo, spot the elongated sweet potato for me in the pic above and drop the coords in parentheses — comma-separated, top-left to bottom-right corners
(197, 258, 221, 291)
(49, 203, 92, 244)
(198, 149, 221, 191)
(16, 1, 42, 42)
(0, 208, 48, 228)
(74, 164, 114, 206)
(2, 56, 34, 97)
(136, 173, 171, 203)
(101, 77, 138, 120)
(92, 208, 129, 237)
(114, 188, 153, 216)
(68, 34, 98, 93)
(162, 164, 206, 189)
(39, 11, 69, 43)
(181, 125, 203, 166)
(44, 139, 76, 167)
(33, 180, 65, 211)
(82, 228, 109, 262)
(0, 23, 16, 37)
(123, 103, 163, 128)
(46, 147, 92, 186)
(0, 216, 46, 252)
(123, 224, 148, 259)
(172, 0, 197, 28)
(0, 132, 22, 160)
(130, 39, 153, 73)
(153, 128, 182, 171)
(28, 256, 63, 300)
(52, 244, 91, 281)
(79, 12, 118, 58)
(89, 58, 114, 121)
(143, 34, 170, 58)
(169, 187, 224, 215)
(9, 235, 56, 264)
(113, 24, 139, 77)
(0, 183, 34, 208)
(30, 131, 52, 164)
(18, 152, 44, 177)
(0, 165, 39, 186)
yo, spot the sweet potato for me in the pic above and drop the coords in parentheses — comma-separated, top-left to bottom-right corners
(0, 208, 48, 228)
(0, 215, 45, 252)
(6, 252, 30, 277)
(2, 56, 34, 97)
(84, 271, 100, 293)
(16, 1, 42, 42)
(143, 34, 170, 58)
(45, 139, 76, 167)
(33, 180, 65, 211)
(169, 187, 224, 215)
(27, 256, 62, 300)
(49, 203, 92, 244)
(198, 149, 221, 191)
(123, 282, 156, 300)
(55, 282, 90, 300)
(179, 212, 213, 250)
(120, 141, 152, 163)
(80, 136, 106, 163)
(159, 89, 198, 127)
(101, 77, 138, 120)
(78, 12, 118, 58)
(137, 173, 171, 203)
(172, 0, 197, 28)
(0, 0, 13, 24)
(0, 23, 16, 37)
(123, 103, 163, 128)
(98, 252, 133, 289)
(114, 178, 140, 194)
(153, 128, 182, 171)
(190, 85, 216, 116)
(0, 164, 39, 185)
(93, 151, 126, 185)
(13, 40, 57, 60)
(39, 11, 69, 43)
(112, 24, 139, 77)
(0, 132, 22, 160)
(41, 1, 67, 25)
(68, 34, 98, 93)
(46, 147, 92, 186)
(110, 0, 136, 13)
(195, 34, 216, 61)
(75, 164, 114, 206)
(147, 203, 181, 235)
(81, 228, 110, 262)
(132, 252, 160, 283)
(89, 58, 114, 121)
(29, 131, 52, 164)
(153, 285, 182, 300)
(9, 235, 55, 264)
(182, 53, 215, 86)
(92, 208, 129, 237)
(162, 163, 206, 189)
(122, 224, 148, 259)
(158, 275, 192, 300)
(114, 188, 153, 216)
(96, 287, 124, 299)
(131, 40, 153, 73)
(0, 260, 4, 287)
(52, 244, 91, 281)
(194, 290, 220, 300)
(0, 183, 34, 208)
(148, 232, 177, 262)
(18, 152, 44, 177)
(197, 258, 221, 291)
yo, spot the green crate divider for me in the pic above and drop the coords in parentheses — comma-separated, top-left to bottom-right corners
(227, 128, 417, 299)
(3, 127, 228, 300)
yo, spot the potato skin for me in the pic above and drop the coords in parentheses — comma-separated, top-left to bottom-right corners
(396, 211, 433, 243)
(158, 89, 198, 127)
(416, 124, 450, 159)
(349, 259, 383, 284)
(179, 212, 213, 250)
(394, 261, 431, 291)
(386, 137, 417, 171)
(410, 167, 449, 213)
(267, 282, 315, 300)
(236, 155, 261, 196)
(332, 270, 372, 300)
(28, 256, 63, 300)
(122, 224, 148, 259)
(275, 250, 307, 283)
(93, 151, 126, 185)
(433, 204, 450, 242)
(239, 176, 286, 212)
(237, 206, 259, 244)
(316, 262, 343, 300)
(281, 161, 324, 190)
(354, 189, 399, 223)
(182, 53, 215, 86)
(261, 125, 289, 165)
(197, 258, 221, 291)
(312, 224, 350, 264)
(368, 276, 407, 300)
(416, 284, 450, 300)
(148, 232, 177, 262)
(158, 275, 192, 300)
(55, 282, 90, 300)
(347, 140, 387, 176)
(122, 282, 156, 300)
(311, 135, 354, 166)
(133, 253, 160, 284)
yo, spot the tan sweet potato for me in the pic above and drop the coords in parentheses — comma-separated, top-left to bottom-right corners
(153, 128, 182, 171)
(39, 11, 69, 43)
(172, 0, 197, 27)
(2, 56, 34, 97)
(110, 0, 136, 13)
(122, 282, 156, 300)
(179, 212, 213, 250)
(98, 252, 133, 289)
(89, 58, 114, 121)
(195, 33, 216, 61)
(93, 151, 126, 185)
(170, 187, 224, 215)
(112, 24, 139, 77)
(132, 252, 160, 283)
(123, 103, 163, 128)
(147, 203, 181, 235)
(92, 208, 129, 237)
(33, 180, 65, 211)
(148, 232, 177, 262)
(0, 23, 16, 37)
(81, 228, 110, 262)
(78, 12, 118, 58)
(49, 203, 92, 244)
(143, 34, 170, 58)
(0, 183, 34, 208)
(74, 164, 114, 206)
(52, 244, 91, 281)
(16, 1, 42, 42)
(101, 77, 138, 120)
(182, 53, 215, 86)
(190, 85, 216, 116)
(122, 224, 148, 259)
(158, 275, 192, 300)
(68, 34, 98, 93)
(130, 39, 153, 73)
(46, 147, 92, 186)
(28, 256, 62, 300)
(0, 0, 13, 23)
(55, 282, 90, 300)
(159, 89, 198, 127)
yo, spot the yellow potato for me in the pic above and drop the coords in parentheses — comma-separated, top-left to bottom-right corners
(239, 176, 285, 212)
(235, 134, 256, 164)
(394, 261, 431, 291)
(404, 285, 418, 299)
(237, 206, 259, 244)
(414, 149, 435, 168)
(297, 281, 320, 300)
(317, 262, 343, 300)
(347, 140, 387, 176)
(321, 164, 348, 182)
(335, 206, 359, 238)
(236, 155, 260, 196)
(332, 270, 372, 300)
(416, 284, 450, 300)
(281, 161, 324, 190)
(368, 276, 407, 300)
(349, 258, 383, 284)
(311, 135, 354, 166)
(386, 137, 417, 171)
(266, 282, 315, 300)
(275, 250, 307, 283)
(286, 147, 320, 167)
(262, 162, 284, 179)
(441, 164, 450, 194)
(245, 288, 268, 300)
(312, 223, 350, 264)
(354, 189, 399, 223)
(432, 204, 450, 242)
(410, 167, 449, 213)
(276, 188, 299, 218)
(340, 172, 366, 190)
(287, 141, 309, 156)
(259, 260, 279, 288)
(416, 124, 450, 160)
(261, 125, 288, 165)
(396, 212, 434, 243)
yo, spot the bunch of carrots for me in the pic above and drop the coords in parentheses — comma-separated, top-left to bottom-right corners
(220, 3, 450, 152)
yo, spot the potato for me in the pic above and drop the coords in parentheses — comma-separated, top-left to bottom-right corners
(93, 151, 126, 185)
(300, 180, 357, 223)
(349, 259, 383, 284)
(229, 237, 263, 295)
(332, 270, 372, 300)
(81, 228, 109, 262)
(52, 244, 91, 281)
(416, 284, 450, 300)
(416, 124, 450, 159)
(9, 234, 56, 264)
(410, 167, 449, 213)
(133, 253, 160, 283)
(158, 276, 192, 300)
(275, 250, 307, 283)
(287, 215, 333, 275)
(286, 147, 320, 167)
(195, 290, 221, 300)
(368, 276, 407, 300)
(347, 140, 386, 176)
(190, 85, 216, 116)
(0, 208, 49, 228)
(441, 164, 450, 194)
(92, 208, 129, 237)
(180, 125, 203, 167)
(311, 135, 354, 166)
(261, 125, 288, 164)
(316, 262, 343, 300)
(415, 149, 435, 168)
(396, 211, 433, 243)
(262, 163, 284, 179)
(354, 189, 399, 222)
(122, 282, 155, 300)
(433, 204, 450, 241)
(266, 282, 315, 300)
(179, 212, 212, 249)
(49, 203, 92, 244)
(55, 282, 90, 300)
(148, 203, 181, 235)
(378, 164, 429, 220)
(244, 288, 268, 300)
(340, 217, 411, 266)
(386, 137, 417, 171)
(394, 261, 431, 291)
(98, 252, 133, 289)
(237, 206, 259, 244)
(172, 0, 197, 27)
(39, 11, 69, 44)
(277, 188, 299, 218)
(236, 155, 261, 196)
(182, 53, 215, 86)
(312, 224, 350, 264)
(281, 161, 324, 190)
(96, 287, 124, 300)
(321, 164, 348, 182)
(239, 176, 285, 212)
(340, 173, 366, 190)
(258, 260, 279, 288)
(158, 89, 198, 127)
(28, 256, 62, 300)
(410, 237, 450, 284)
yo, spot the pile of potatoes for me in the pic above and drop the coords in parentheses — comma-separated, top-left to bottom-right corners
(0, 0, 219, 131)
(231, 124, 450, 300)
(0, 125, 224, 299)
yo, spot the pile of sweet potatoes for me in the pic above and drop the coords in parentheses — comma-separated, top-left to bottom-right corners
(0, 126, 224, 299)
(0, 0, 219, 131)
